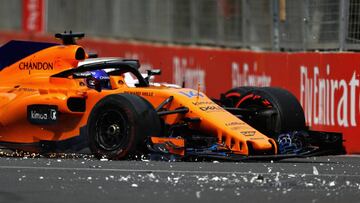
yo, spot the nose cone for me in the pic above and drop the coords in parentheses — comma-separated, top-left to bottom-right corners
(217, 127, 277, 156)
(247, 138, 277, 154)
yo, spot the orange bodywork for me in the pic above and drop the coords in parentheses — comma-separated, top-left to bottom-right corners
(0, 41, 276, 156)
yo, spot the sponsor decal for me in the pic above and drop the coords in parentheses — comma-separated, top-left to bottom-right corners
(0, 93, 17, 101)
(230, 126, 244, 131)
(179, 90, 204, 98)
(225, 121, 245, 126)
(124, 91, 154, 97)
(192, 101, 214, 105)
(199, 105, 223, 112)
(27, 105, 58, 124)
(19, 88, 37, 92)
(99, 76, 110, 80)
(73, 72, 92, 77)
(19, 62, 54, 71)
(249, 137, 264, 140)
(300, 65, 359, 127)
(190, 100, 224, 112)
(240, 131, 256, 136)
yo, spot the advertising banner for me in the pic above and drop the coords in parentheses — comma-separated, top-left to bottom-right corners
(22, 0, 45, 33)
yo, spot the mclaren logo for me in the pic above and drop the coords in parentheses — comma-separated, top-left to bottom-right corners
(240, 131, 256, 136)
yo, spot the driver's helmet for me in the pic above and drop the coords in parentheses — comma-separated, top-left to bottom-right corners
(85, 70, 112, 89)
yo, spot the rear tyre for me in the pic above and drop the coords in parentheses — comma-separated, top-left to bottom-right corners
(87, 94, 161, 159)
(231, 87, 306, 137)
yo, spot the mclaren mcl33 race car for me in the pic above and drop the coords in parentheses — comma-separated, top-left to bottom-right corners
(0, 32, 344, 161)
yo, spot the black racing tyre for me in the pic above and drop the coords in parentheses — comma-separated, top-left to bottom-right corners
(236, 87, 306, 137)
(222, 86, 257, 107)
(87, 94, 161, 160)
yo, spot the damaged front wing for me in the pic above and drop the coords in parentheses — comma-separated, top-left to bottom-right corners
(147, 130, 345, 161)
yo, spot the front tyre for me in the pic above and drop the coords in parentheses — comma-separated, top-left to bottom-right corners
(87, 94, 160, 160)
(230, 87, 306, 137)
(221, 86, 257, 107)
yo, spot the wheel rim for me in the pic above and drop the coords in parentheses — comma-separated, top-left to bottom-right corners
(95, 110, 128, 151)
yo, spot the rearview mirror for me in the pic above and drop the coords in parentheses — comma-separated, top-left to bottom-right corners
(145, 69, 161, 83)
(147, 69, 161, 76)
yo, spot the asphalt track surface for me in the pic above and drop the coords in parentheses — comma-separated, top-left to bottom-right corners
(0, 154, 359, 203)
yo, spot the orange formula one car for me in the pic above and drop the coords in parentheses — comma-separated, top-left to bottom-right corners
(0, 32, 344, 160)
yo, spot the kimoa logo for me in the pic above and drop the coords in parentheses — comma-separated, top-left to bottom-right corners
(300, 65, 359, 127)
(30, 110, 57, 120)
(31, 110, 48, 120)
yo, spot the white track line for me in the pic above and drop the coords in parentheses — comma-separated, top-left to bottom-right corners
(0, 165, 359, 178)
